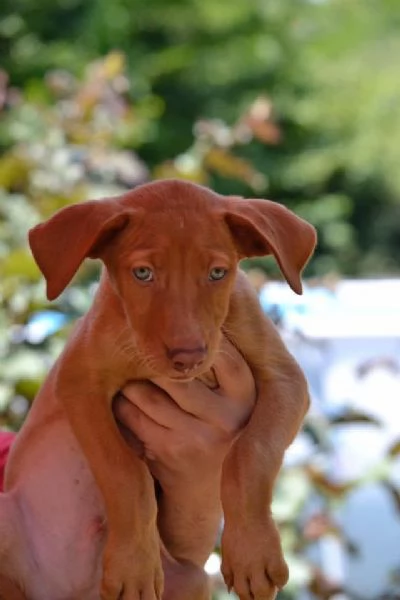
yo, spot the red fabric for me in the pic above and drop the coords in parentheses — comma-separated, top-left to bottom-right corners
(0, 432, 16, 492)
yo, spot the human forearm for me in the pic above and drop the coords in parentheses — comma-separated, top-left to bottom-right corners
(157, 475, 222, 565)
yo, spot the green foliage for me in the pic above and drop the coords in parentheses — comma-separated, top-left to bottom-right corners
(2, 0, 400, 275)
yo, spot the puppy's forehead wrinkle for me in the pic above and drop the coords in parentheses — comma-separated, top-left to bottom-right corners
(117, 220, 235, 268)
(114, 184, 236, 260)
(126, 208, 223, 241)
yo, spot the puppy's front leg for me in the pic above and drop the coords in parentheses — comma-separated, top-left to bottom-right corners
(55, 359, 163, 600)
(221, 284, 309, 600)
(220, 374, 308, 600)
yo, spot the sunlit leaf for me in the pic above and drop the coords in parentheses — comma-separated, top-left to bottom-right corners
(302, 512, 338, 542)
(204, 148, 266, 190)
(102, 51, 125, 79)
(0, 153, 32, 191)
(305, 466, 357, 499)
(14, 377, 42, 400)
(308, 567, 344, 600)
(0, 248, 40, 279)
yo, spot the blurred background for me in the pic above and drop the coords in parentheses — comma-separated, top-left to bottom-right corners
(0, 0, 399, 598)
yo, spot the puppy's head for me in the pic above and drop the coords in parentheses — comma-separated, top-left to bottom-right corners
(29, 179, 316, 379)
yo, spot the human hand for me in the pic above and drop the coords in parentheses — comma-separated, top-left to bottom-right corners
(114, 337, 256, 490)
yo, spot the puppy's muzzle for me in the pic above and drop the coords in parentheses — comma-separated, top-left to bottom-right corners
(166, 345, 207, 373)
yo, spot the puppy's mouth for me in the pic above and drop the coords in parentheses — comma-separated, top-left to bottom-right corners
(147, 344, 219, 382)
(168, 367, 203, 382)
(169, 366, 220, 389)
(170, 375, 195, 382)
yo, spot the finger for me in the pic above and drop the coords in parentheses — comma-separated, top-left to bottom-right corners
(114, 395, 170, 453)
(119, 381, 197, 430)
(117, 420, 145, 456)
(151, 378, 207, 412)
(154, 339, 254, 410)
(114, 395, 151, 434)
(213, 337, 256, 406)
(152, 377, 241, 433)
(155, 338, 256, 430)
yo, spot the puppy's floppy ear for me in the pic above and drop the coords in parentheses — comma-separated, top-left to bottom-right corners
(29, 198, 130, 301)
(223, 198, 317, 294)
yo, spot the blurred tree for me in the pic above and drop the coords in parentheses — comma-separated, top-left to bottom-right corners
(1, 0, 400, 274)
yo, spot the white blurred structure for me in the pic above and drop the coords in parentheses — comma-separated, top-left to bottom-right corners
(260, 278, 400, 599)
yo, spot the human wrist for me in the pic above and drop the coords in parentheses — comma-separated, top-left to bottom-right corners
(157, 463, 222, 496)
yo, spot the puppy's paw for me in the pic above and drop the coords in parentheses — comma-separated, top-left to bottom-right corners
(101, 535, 163, 600)
(220, 517, 288, 600)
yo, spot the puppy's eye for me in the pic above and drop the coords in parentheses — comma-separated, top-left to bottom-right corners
(209, 267, 228, 281)
(132, 267, 153, 282)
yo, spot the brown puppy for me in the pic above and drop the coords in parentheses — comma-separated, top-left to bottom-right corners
(0, 179, 316, 600)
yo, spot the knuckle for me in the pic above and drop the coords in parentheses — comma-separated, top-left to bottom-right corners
(193, 431, 211, 454)
(166, 439, 187, 462)
(270, 562, 289, 587)
(221, 416, 242, 439)
(179, 427, 209, 456)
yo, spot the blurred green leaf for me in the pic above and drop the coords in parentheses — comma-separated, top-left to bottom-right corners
(0, 248, 39, 279)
